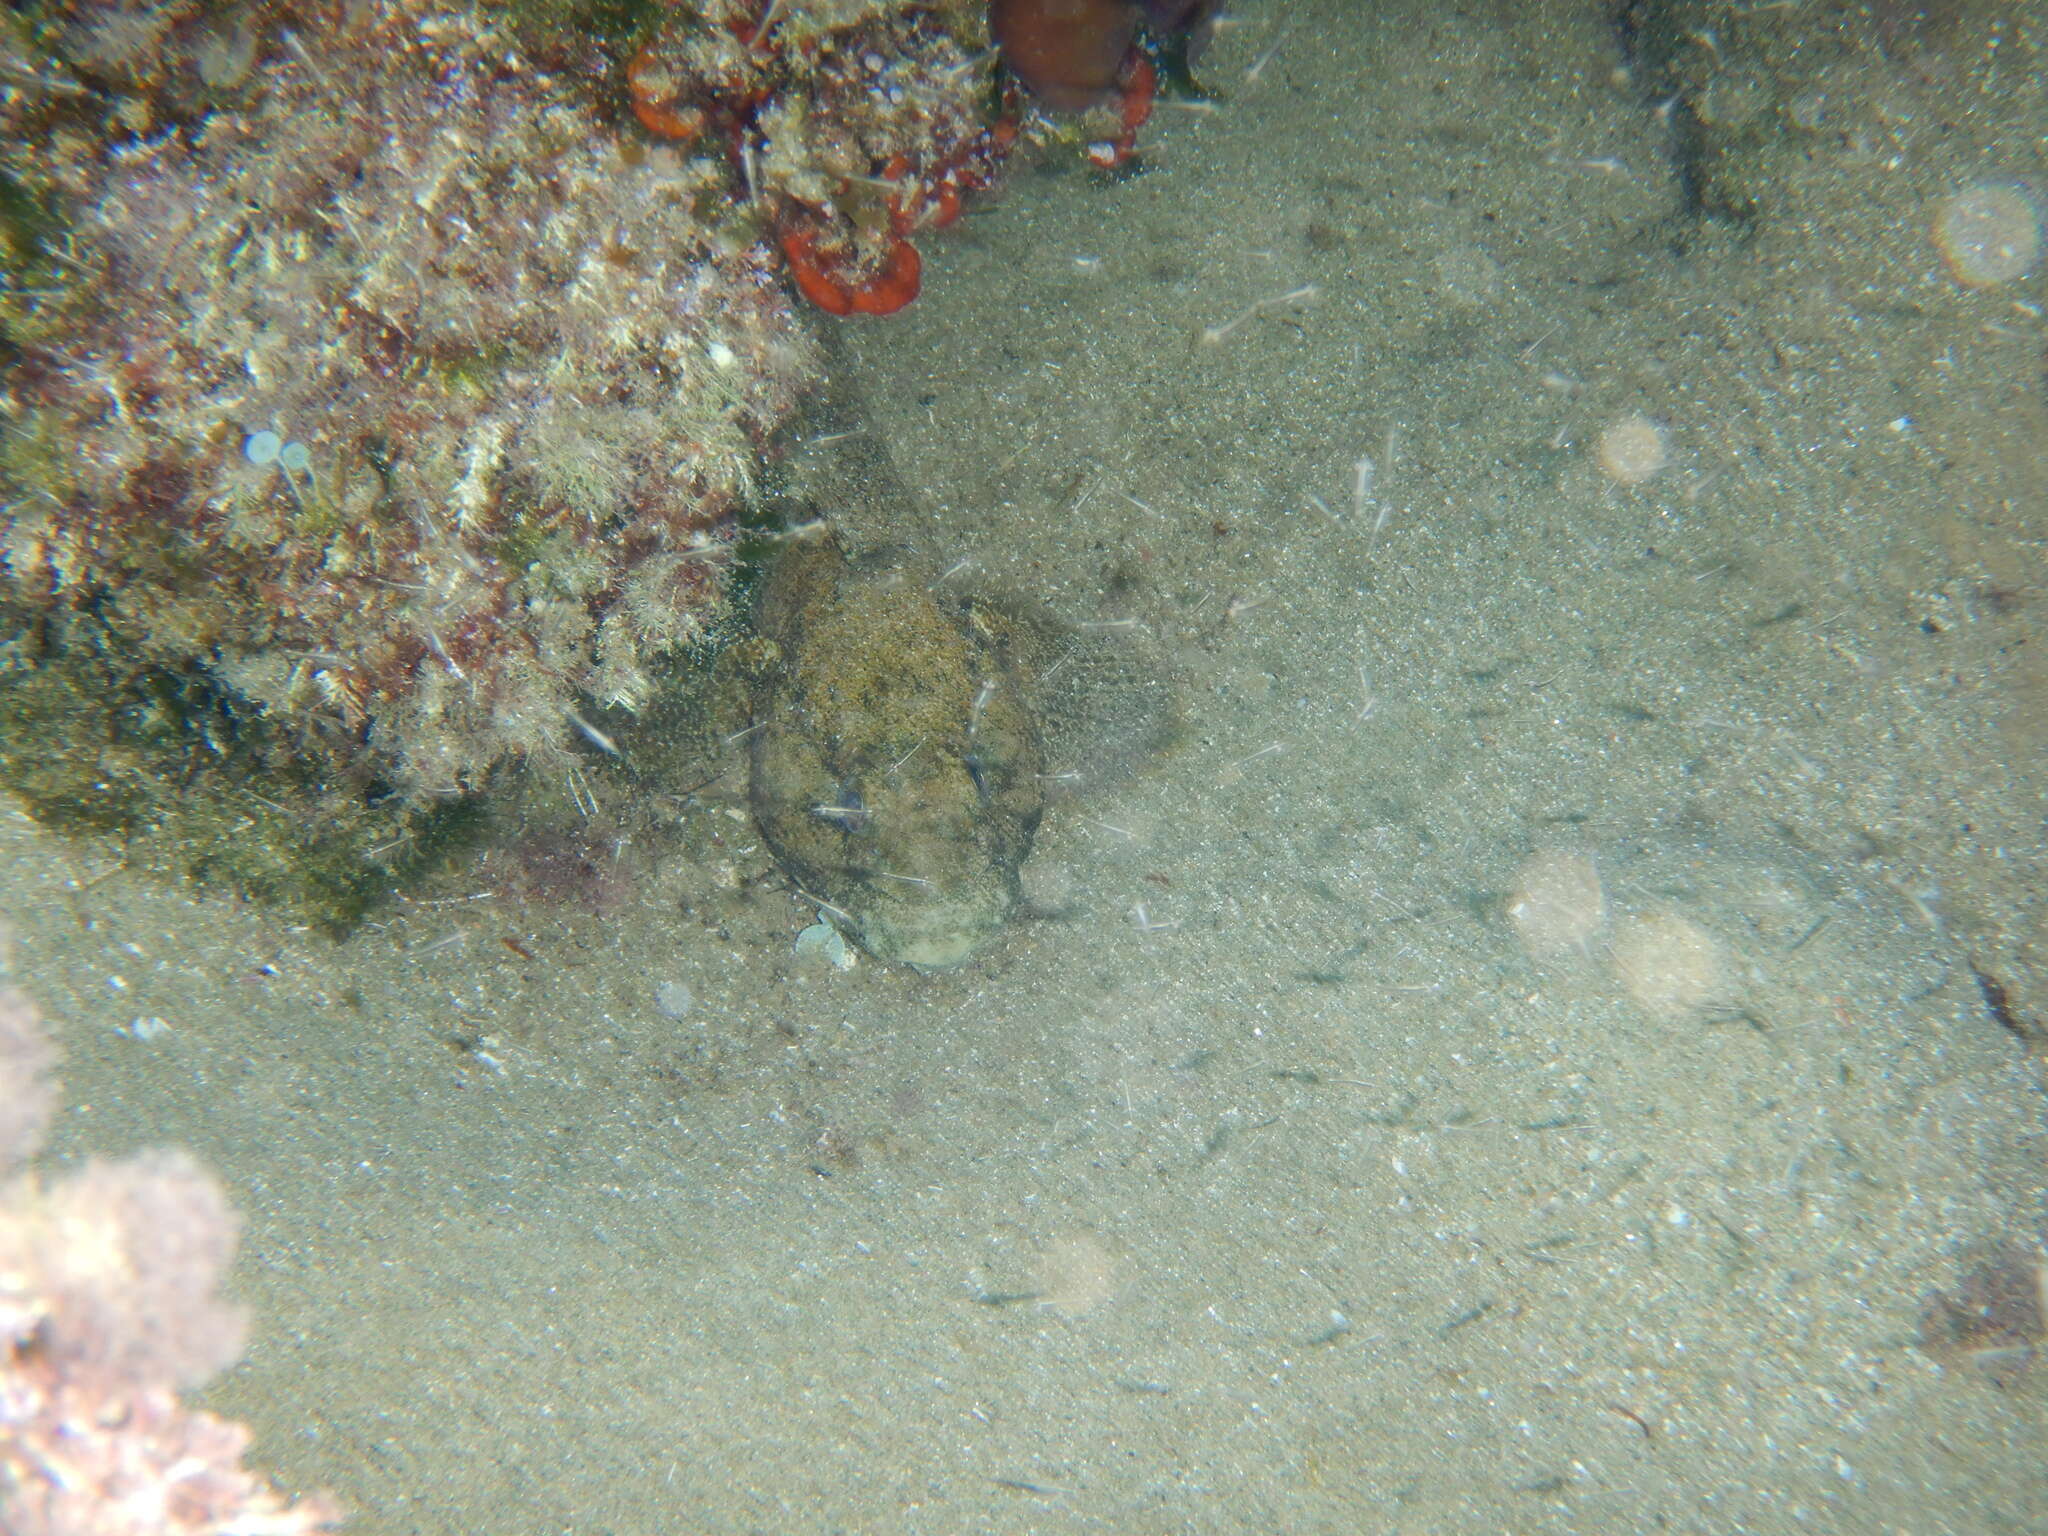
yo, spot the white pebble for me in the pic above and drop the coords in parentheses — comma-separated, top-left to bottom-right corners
(1595, 413, 1668, 486)
(1507, 850, 1606, 960)
(794, 919, 856, 971)
(1933, 183, 2041, 288)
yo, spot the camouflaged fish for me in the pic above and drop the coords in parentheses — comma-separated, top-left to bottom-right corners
(745, 527, 1045, 971)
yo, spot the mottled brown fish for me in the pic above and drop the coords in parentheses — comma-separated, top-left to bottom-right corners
(746, 527, 1044, 970)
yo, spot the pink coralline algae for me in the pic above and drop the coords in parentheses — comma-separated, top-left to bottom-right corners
(0, 970, 342, 1533)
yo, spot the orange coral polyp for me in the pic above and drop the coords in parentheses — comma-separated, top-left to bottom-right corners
(1084, 54, 1155, 168)
(778, 224, 922, 317)
(1119, 53, 1156, 137)
(620, 13, 1012, 319)
(780, 225, 857, 316)
(627, 44, 706, 143)
(926, 183, 964, 229)
(851, 238, 921, 314)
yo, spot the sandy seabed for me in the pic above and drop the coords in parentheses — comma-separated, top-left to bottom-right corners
(6, 2, 2046, 1531)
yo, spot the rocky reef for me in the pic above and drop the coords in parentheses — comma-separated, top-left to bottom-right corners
(0, 0, 1010, 919)
(0, 0, 1210, 928)
(628, 0, 1007, 314)
(2, 0, 813, 800)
